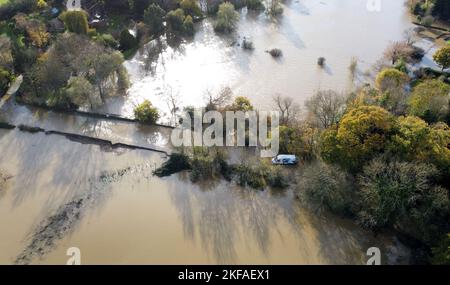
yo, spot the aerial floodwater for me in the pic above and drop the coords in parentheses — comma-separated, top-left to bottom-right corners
(104, 0, 414, 122)
(1, 0, 432, 265)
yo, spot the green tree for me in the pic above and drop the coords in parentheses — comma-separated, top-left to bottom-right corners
(320, 105, 395, 172)
(180, 0, 202, 17)
(134, 99, 160, 123)
(279, 124, 316, 161)
(229, 96, 254, 111)
(408, 79, 450, 123)
(0, 68, 13, 95)
(214, 2, 239, 33)
(374, 69, 409, 115)
(246, 0, 264, 10)
(0, 35, 13, 69)
(117, 65, 130, 92)
(22, 33, 128, 108)
(358, 158, 449, 244)
(432, 0, 450, 21)
(59, 10, 89, 35)
(167, 8, 186, 33)
(266, 0, 283, 16)
(129, 0, 153, 18)
(183, 15, 194, 36)
(89, 51, 126, 100)
(299, 160, 354, 215)
(143, 3, 166, 35)
(388, 116, 450, 183)
(433, 46, 450, 71)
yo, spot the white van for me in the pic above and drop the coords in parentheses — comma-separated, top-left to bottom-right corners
(271, 154, 299, 165)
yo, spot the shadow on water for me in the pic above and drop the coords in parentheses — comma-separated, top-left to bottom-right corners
(8, 141, 159, 264)
(0, 127, 408, 264)
(163, 171, 374, 264)
(279, 14, 306, 50)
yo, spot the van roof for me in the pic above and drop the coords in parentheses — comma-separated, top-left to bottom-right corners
(276, 154, 297, 159)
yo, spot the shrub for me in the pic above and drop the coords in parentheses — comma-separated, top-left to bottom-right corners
(154, 148, 234, 181)
(37, 0, 47, 9)
(394, 57, 408, 73)
(63, 76, 96, 108)
(266, 167, 289, 188)
(320, 105, 395, 172)
(298, 161, 354, 215)
(269, 48, 282, 57)
(234, 163, 267, 189)
(421, 15, 434, 26)
(167, 8, 186, 33)
(190, 152, 216, 182)
(317, 57, 325, 66)
(143, 3, 166, 35)
(229, 96, 254, 111)
(375, 68, 409, 92)
(134, 100, 160, 123)
(246, 0, 264, 10)
(119, 29, 138, 51)
(266, 0, 283, 16)
(0, 68, 13, 95)
(153, 153, 191, 177)
(242, 38, 254, 50)
(234, 162, 289, 189)
(60, 10, 89, 35)
(95, 34, 119, 49)
(180, 0, 202, 17)
(407, 79, 450, 123)
(117, 65, 130, 92)
(433, 46, 450, 71)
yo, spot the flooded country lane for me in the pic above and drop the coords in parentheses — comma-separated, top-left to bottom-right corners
(0, 128, 410, 264)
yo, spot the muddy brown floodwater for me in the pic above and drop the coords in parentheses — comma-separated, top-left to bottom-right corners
(0, 0, 422, 264)
(0, 128, 409, 264)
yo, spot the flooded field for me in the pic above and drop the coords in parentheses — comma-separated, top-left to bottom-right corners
(0, 0, 431, 264)
(0, 129, 409, 264)
(101, 0, 415, 122)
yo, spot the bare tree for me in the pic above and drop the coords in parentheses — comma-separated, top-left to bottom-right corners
(305, 90, 345, 129)
(204, 86, 233, 111)
(383, 41, 414, 65)
(272, 94, 300, 126)
(164, 85, 182, 126)
(403, 28, 417, 45)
